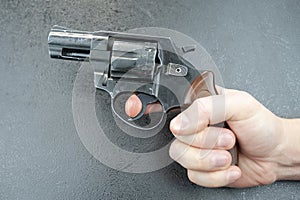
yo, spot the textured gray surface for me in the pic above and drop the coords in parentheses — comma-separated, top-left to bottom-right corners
(1, 0, 299, 199)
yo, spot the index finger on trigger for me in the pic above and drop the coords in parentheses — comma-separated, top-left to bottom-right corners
(125, 94, 162, 118)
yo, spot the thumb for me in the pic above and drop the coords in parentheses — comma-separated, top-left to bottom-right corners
(170, 90, 261, 135)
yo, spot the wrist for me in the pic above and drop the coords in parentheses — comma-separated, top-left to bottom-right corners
(275, 118, 300, 180)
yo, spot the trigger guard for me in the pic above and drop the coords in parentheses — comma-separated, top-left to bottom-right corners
(128, 93, 158, 121)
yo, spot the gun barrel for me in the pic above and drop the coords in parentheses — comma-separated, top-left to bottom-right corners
(48, 26, 108, 61)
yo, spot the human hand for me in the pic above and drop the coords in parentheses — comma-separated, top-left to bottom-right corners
(125, 89, 300, 188)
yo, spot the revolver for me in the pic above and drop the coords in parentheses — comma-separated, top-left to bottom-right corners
(48, 25, 238, 165)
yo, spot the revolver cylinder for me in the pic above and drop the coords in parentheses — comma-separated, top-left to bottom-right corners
(48, 26, 162, 84)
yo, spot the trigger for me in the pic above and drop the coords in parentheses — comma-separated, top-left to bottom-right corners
(128, 93, 158, 121)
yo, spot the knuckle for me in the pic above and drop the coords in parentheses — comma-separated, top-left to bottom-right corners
(238, 90, 251, 98)
(262, 174, 276, 185)
(194, 98, 209, 115)
(187, 170, 225, 188)
(196, 156, 207, 170)
(229, 90, 261, 119)
(169, 140, 182, 161)
(169, 141, 178, 160)
(236, 91, 255, 106)
(194, 131, 207, 147)
(206, 174, 224, 188)
(170, 124, 181, 135)
(198, 151, 217, 171)
(194, 98, 210, 123)
(187, 170, 198, 184)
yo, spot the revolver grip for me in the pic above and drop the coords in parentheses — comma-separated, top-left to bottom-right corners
(184, 71, 238, 165)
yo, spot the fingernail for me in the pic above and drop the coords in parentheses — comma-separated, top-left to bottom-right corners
(228, 170, 240, 182)
(214, 154, 229, 167)
(217, 133, 233, 147)
(171, 114, 189, 132)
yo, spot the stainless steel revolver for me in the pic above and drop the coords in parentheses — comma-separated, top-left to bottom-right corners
(48, 25, 238, 165)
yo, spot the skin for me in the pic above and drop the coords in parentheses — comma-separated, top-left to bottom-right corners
(125, 88, 300, 188)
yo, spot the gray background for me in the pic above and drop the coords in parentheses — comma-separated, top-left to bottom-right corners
(1, 0, 299, 199)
